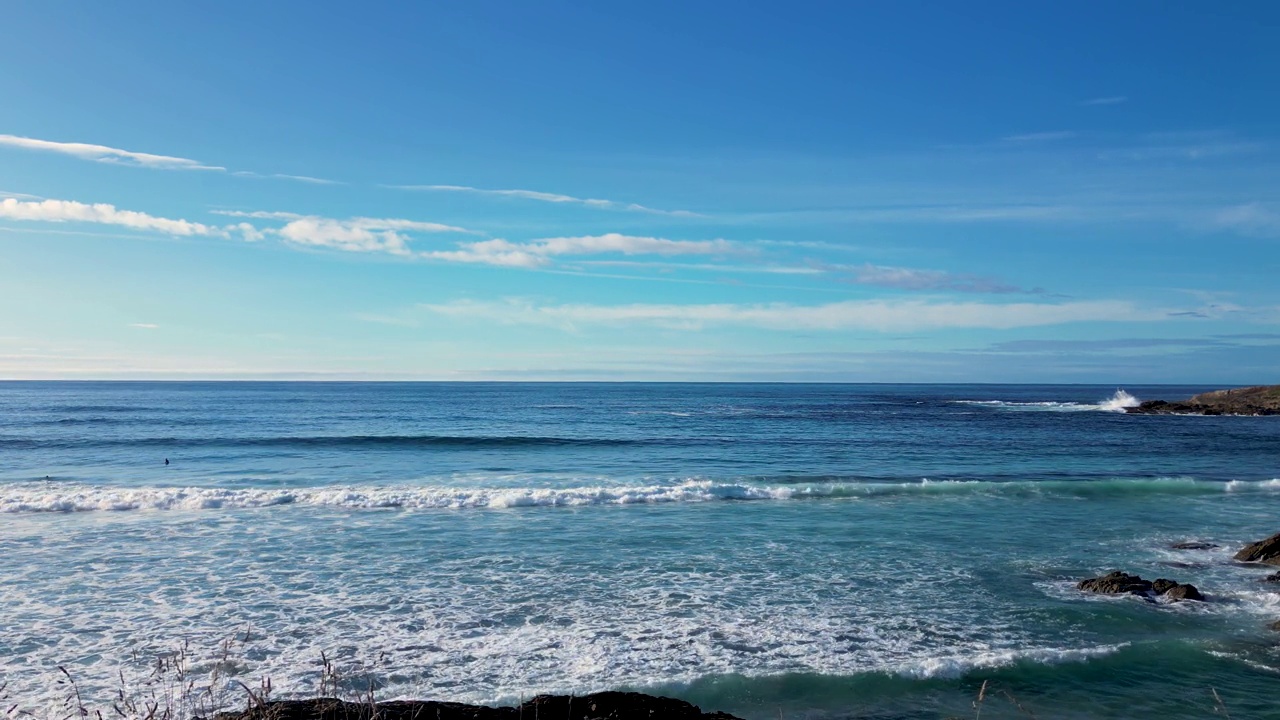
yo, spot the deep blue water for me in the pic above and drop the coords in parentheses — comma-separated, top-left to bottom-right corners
(1, 382, 1278, 719)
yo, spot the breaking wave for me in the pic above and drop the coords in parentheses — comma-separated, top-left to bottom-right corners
(5, 476, 1279, 514)
(955, 389, 1141, 413)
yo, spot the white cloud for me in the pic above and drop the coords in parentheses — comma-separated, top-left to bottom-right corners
(0, 198, 222, 236)
(211, 210, 306, 220)
(1211, 203, 1280, 238)
(1082, 96, 1128, 106)
(0, 134, 223, 171)
(426, 233, 738, 268)
(391, 184, 699, 217)
(416, 298, 1160, 332)
(835, 263, 1035, 294)
(272, 174, 342, 185)
(1002, 131, 1077, 143)
(129, 323, 159, 329)
(274, 216, 476, 256)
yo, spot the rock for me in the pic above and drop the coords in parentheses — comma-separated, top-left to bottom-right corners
(1170, 542, 1219, 550)
(211, 693, 745, 720)
(1077, 572, 1203, 602)
(1234, 532, 1280, 565)
(1261, 572, 1280, 584)
(1269, 620, 1280, 632)
(1125, 385, 1280, 416)
(1163, 583, 1205, 602)
(1077, 571, 1153, 595)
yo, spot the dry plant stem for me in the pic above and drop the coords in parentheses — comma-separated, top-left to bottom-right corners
(1000, 690, 1038, 719)
(1211, 688, 1231, 720)
(971, 680, 988, 720)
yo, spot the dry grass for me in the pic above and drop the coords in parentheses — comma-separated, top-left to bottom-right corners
(2, 642, 1238, 720)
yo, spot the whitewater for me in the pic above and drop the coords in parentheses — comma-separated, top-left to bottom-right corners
(2, 382, 1279, 720)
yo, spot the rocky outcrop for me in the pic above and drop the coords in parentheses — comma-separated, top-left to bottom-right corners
(1126, 386, 1280, 416)
(1163, 584, 1205, 601)
(1077, 571, 1203, 602)
(1234, 532, 1280, 565)
(1078, 571, 1153, 595)
(212, 694, 744, 720)
(1261, 572, 1280, 584)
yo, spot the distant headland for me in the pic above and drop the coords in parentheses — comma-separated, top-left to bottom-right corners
(1125, 385, 1280, 416)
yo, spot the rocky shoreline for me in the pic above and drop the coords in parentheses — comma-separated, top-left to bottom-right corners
(214, 693, 743, 720)
(1125, 385, 1280, 416)
(1076, 531, 1280, 632)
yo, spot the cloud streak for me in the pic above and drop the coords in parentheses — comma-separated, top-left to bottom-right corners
(276, 216, 474, 255)
(390, 184, 699, 216)
(426, 233, 737, 268)
(0, 134, 223, 171)
(2, 134, 342, 184)
(833, 263, 1039, 294)
(0, 198, 223, 236)
(1081, 96, 1128, 106)
(415, 298, 1160, 332)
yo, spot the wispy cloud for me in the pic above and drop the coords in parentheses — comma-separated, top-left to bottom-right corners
(211, 210, 306, 220)
(2, 133, 345, 184)
(129, 323, 159, 330)
(415, 297, 1160, 332)
(0, 198, 223, 236)
(0, 134, 224, 171)
(1002, 131, 1077, 143)
(389, 184, 700, 217)
(832, 263, 1040, 294)
(276, 216, 474, 256)
(1212, 202, 1280, 238)
(272, 174, 343, 186)
(426, 233, 737, 268)
(1081, 96, 1128, 106)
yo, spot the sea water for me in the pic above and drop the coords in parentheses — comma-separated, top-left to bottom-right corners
(1, 382, 1278, 719)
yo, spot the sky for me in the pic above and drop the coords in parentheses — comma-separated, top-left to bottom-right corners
(1, 1, 1278, 382)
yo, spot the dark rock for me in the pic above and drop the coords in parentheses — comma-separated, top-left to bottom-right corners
(1170, 542, 1219, 550)
(1234, 532, 1280, 566)
(1077, 571, 1153, 595)
(1262, 572, 1280, 584)
(1159, 561, 1208, 569)
(1269, 620, 1280, 632)
(1151, 578, 1179, 594)
(1125, 385, 1280, 416)
(1163, 584, 1205, 602)
(212, 693, 745, 720)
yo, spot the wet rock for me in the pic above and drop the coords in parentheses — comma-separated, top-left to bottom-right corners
(1261, 572, 1280, 584)
(1269, 620, 1280, 632)
(1170, 542, 1219, 550)
(1125, 385, 1280, 416)
(1077, 572, 1203, 601)
(1163, 583, 1205, 602)
(1077, 571, 1153, 595)
(212, 693, 745, 720)
(1234, 532, 1280, 565)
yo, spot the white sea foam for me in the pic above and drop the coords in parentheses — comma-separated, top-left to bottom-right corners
(897, 643, 1128, 679)
(954, 389, 1140, 413)
(5, 476, 1279, 514)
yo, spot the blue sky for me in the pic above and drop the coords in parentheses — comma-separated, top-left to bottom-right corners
(1, 1, 1278, 381)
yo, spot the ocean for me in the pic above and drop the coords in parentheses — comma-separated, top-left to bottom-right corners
(1, 382, 1278, 719)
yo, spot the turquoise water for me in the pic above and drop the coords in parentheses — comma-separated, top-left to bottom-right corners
(1, 383, 1278, 718)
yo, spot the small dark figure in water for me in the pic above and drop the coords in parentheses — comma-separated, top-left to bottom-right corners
(164, 458, 170, 466)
